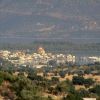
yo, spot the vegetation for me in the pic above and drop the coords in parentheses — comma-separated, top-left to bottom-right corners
(0, 58, 100, 100)
(89, 85, 100, 97)
(72, 76, 94, 86)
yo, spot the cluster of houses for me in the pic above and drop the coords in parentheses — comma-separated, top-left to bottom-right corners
(0, 47, 100, 68)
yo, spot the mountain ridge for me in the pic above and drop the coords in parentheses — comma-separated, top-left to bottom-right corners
(0, 0, 100, 44)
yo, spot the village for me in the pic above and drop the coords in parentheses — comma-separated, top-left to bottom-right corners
(0, 47, 100, 69)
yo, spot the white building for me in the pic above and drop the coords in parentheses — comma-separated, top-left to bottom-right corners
(67, 54, 76, 63)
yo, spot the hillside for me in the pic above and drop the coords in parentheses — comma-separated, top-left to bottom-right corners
(0, 0, 100, 42)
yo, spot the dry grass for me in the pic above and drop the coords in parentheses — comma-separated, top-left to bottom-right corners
(75, 85, 86, 90)
(42, 92, 63, 100)
(84, 74, 100, 83)
(0, 96, 3, 100)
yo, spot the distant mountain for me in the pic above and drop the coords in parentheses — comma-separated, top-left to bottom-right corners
(0, 0, 100, 44)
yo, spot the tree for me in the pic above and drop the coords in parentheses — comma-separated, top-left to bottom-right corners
(79, 89, 90, 97)
(48, 60, 57, 67)
(89, 85, 100, 96)
(59, 71, 66, 78)
(72, 76, 84, 85)
(84, 78, 94, 88)
(12, 76, 41, 99)
(51, 77, 59, 84)
(47, 96, 53, 100)
(20, 89, 37, 100)
(48, 87, 54, 94)
(27, 72, 37, 80)
(55, 80, 75, 95)
(63, 92, 82, 100)
(0, 72, 4, 85)
(0, 77, 4, 85)
(0, 71, 16, 83)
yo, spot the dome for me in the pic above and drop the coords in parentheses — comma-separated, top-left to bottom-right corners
(37, 47, 45, 55)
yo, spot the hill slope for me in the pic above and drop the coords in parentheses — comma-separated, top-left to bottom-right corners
(0, 0, 100, 43)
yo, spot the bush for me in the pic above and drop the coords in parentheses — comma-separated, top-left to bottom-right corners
(72, 76, 84, 85)
(63, 93, 83, 100)
(51, 77, 59, 84)
(84, 78, 94, 88)
(89, 85, 100, 96)
(72, 76, 94, 86)
(0, 77, 4, 85)
(59, 71, 66, 78)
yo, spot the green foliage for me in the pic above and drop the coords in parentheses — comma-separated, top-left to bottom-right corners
(51, 77, 59, 84)
(72, 76, 94, 86)
(55, 80, 75, 95)
(20, 89, 38, 100)
(59, 71, 66, 78)
(63, 92, 83, 100)
(47, 96, 53, 100)
(72, 76, 84, 85)
(84, 78, 94, 87)
(12, 76, 43, 100)
(48, 86, 54, 94)
(0, 64, 98, 100)
(89, 85, 100, 96)
(0, 71, 16, 83)
(28, 72, 45, 82)
(0, 77, 4, 85)
(78, 89, 90, 97)
(0, 72, 4, 85)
